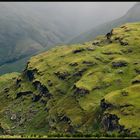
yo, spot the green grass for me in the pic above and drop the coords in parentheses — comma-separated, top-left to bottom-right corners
(0, 22, 140, 137)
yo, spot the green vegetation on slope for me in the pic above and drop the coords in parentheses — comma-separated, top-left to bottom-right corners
(0, 22, 140, 137)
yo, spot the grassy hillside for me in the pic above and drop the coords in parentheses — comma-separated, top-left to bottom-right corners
(0, 22, 140, 138)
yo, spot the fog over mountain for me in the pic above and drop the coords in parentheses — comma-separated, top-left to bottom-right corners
(19, 2, 135, 34)
(0, 2, 136, 74)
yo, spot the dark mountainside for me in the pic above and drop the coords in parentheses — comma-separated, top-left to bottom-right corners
(0, 3, 81, 75)
(70, 3, 140, 44)
(0, 22, 140, 138)
(0, 3, 90, 75)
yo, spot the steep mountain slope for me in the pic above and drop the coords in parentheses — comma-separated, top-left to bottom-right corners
(70, 3, 140, 44)
(0, 22, 140, 137)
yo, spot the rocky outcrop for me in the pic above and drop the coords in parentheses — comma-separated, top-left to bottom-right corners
(74, 85, 89, 96)
(32, 94, 41, 102)
(54, 71, 70, 80)
(16, 91, 33, 99)
(24, 70, 35, 81)
(16, 78, 21, 87)
(33, 81, 48, 94)
(100, 99, 112, 111)
(101, 113, 122, 131)
(92, 40, 100, 46)
(112, 61, 128, 68)
(73, 48, 85, 54)
(106, 29, 113, 40)
(100, 99, 131, 135)
(58, 114, 71, 124)
(132, 79, 140, 84)
(73, 68, 87, 77)
(33, 81, 52, 98)
(119, 39, 128, 46)
(23, 68, 38, 81)
(82, 61, 96, 66)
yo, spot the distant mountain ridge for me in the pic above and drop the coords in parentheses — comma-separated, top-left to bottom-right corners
(70, 2, 140, 44)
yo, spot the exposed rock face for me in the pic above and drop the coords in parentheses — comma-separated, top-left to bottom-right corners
(73, 48, 85, 54)
(32, 94, 41, 102)
(73, 68, 87, 77)
(100, 99, 120, 131)
(101, 113, 121, 131)
(25, 70, 35, 81)
(39, 85, 49, 95)
(58, 114, 71, 124)
(33, 81, 48, 94)
(54, 71, 70, 80)
(100, 99, 131, 135)
(16, 78, 21, 86)
(82, 61, 96, 66)
(106, 29, 113, 41)
(100, 99, 112, 110)
(112, 61, 128, 68)
(33, 81, 52, 98)
(16, 91, 33, 98)
(33, 81, 41, 90)
(23, 67, 38, 81)
(132, 79, 140, 84)
(119, 39, 128, 46)
(74, 85, 89, 96)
